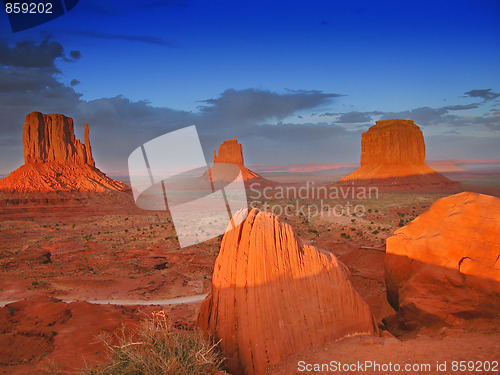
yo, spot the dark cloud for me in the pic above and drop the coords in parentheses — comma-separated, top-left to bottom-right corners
(337, 111, 372, 123)
(69, 50, 82, 60)
(442, 103, 480, 110)
(0, 39, 498, 173)
(0, 38, 79, 69)
(380, 107, 449, 125)
(471, 115, 500, 131)
(464, 89, 500, 101)
(197, 89, 341, 131)
(241, 122, 351, 142)
(68, 31, 178, 48)
(426, 134, 500, 160)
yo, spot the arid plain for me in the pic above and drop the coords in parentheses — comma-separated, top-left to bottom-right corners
(0, 115, 499, 374)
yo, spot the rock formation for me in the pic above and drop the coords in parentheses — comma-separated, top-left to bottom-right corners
(0, 112, 128, 192)
(212, 139, 260, 181)
(339, 119, 458, 188)
(385, 192, 500, 328)
(197, 208, 377, 375)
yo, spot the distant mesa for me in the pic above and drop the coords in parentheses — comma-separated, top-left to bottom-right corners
(0, 112, 128, 192)
(338, 119, 458, 188)
(212, 139, 260, 181)
(385, 192, 500, 328)
(197, 208, 377, 375)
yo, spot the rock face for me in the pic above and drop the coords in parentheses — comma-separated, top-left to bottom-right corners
(23, 112, 95, 166)
(0, 112, 128, 192)
(385, 192, 500, 328)
(213, 139, 259, 181)
(197, 208, 377, 375)
(339, 119, 457, 188)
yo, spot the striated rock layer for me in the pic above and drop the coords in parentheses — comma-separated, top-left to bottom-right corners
(197, 208, 377, 375)
(339, 119, 457, 188)
(213, 139, 260, 181)
(0, 112, 128, 192)
(385, 192, 500, 328)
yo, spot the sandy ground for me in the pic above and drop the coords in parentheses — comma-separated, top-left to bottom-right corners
(0, 172, 499, 374)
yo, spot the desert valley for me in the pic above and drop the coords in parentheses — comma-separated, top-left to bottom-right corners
(0, 112, 498, 375)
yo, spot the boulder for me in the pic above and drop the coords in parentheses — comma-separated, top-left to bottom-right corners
(385, 192, 500, 328)
(197, 208, 377, 375)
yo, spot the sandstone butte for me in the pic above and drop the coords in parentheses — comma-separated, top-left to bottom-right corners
(212, 139, 260, 181)
(197, 208, 378, 375)
(0, 112, 128, 192)
(339, 119, 457, 188)
(385, 192, 500, 329)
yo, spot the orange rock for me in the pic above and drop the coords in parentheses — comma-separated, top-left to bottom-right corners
(339, 119, 457, 188)
(213, 139, 260, 181)
(0, 112, 128, 192)
(385, 192, 500, 328)
(197, 209, 377, 375)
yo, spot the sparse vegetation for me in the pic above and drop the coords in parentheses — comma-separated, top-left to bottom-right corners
(82, 312, 224, 375)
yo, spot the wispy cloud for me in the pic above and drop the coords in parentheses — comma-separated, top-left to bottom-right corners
(68, 31, 178, 48)
(463, 89, 500, 102)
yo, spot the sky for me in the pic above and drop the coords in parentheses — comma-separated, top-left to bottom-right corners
(1, 0, 499, 174)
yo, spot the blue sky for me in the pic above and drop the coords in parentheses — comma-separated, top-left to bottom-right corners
(1, 0, 499, 173)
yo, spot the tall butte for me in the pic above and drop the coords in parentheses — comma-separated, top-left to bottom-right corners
(197, 208, 377, 375)
(0, 112, 128, 192)
(339, 119, 458, 188)
(213, 139, 260, 180)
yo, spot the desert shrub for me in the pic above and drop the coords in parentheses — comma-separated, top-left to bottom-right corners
(82, 311, 224, 375)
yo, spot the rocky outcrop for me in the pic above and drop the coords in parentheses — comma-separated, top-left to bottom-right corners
(197, 208, 377, 375)
(360, 119, 425, 167)
(23, 112, 95, 166)
(0, 112, 128, 192)
(213, 139, 260, 181)
(339, 119, 458, 188)
(385, 192, 500, 328)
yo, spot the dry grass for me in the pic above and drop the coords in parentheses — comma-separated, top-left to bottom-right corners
(82, 311, 224, 375)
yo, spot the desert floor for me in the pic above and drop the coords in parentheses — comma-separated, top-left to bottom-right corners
(0, 169, 499, 374)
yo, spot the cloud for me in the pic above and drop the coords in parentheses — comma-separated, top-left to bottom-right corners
(0, 38, 79, 69)
(69, 50, 82, 60)
(337, 111, 372, 123)
(241, 121, 351, 142)
(0, 38, 498, 173)
(463, 89, 500, 101)
(442, 103, 480, 110)
(68, 31, 178, 48)
(197, 88, 342, 131)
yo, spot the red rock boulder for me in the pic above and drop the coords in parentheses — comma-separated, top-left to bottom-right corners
(385, 192, 500, 328)
(197, 208, 377, 375)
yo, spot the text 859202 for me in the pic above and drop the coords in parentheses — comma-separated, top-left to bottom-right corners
(5, 3, 53, 14)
